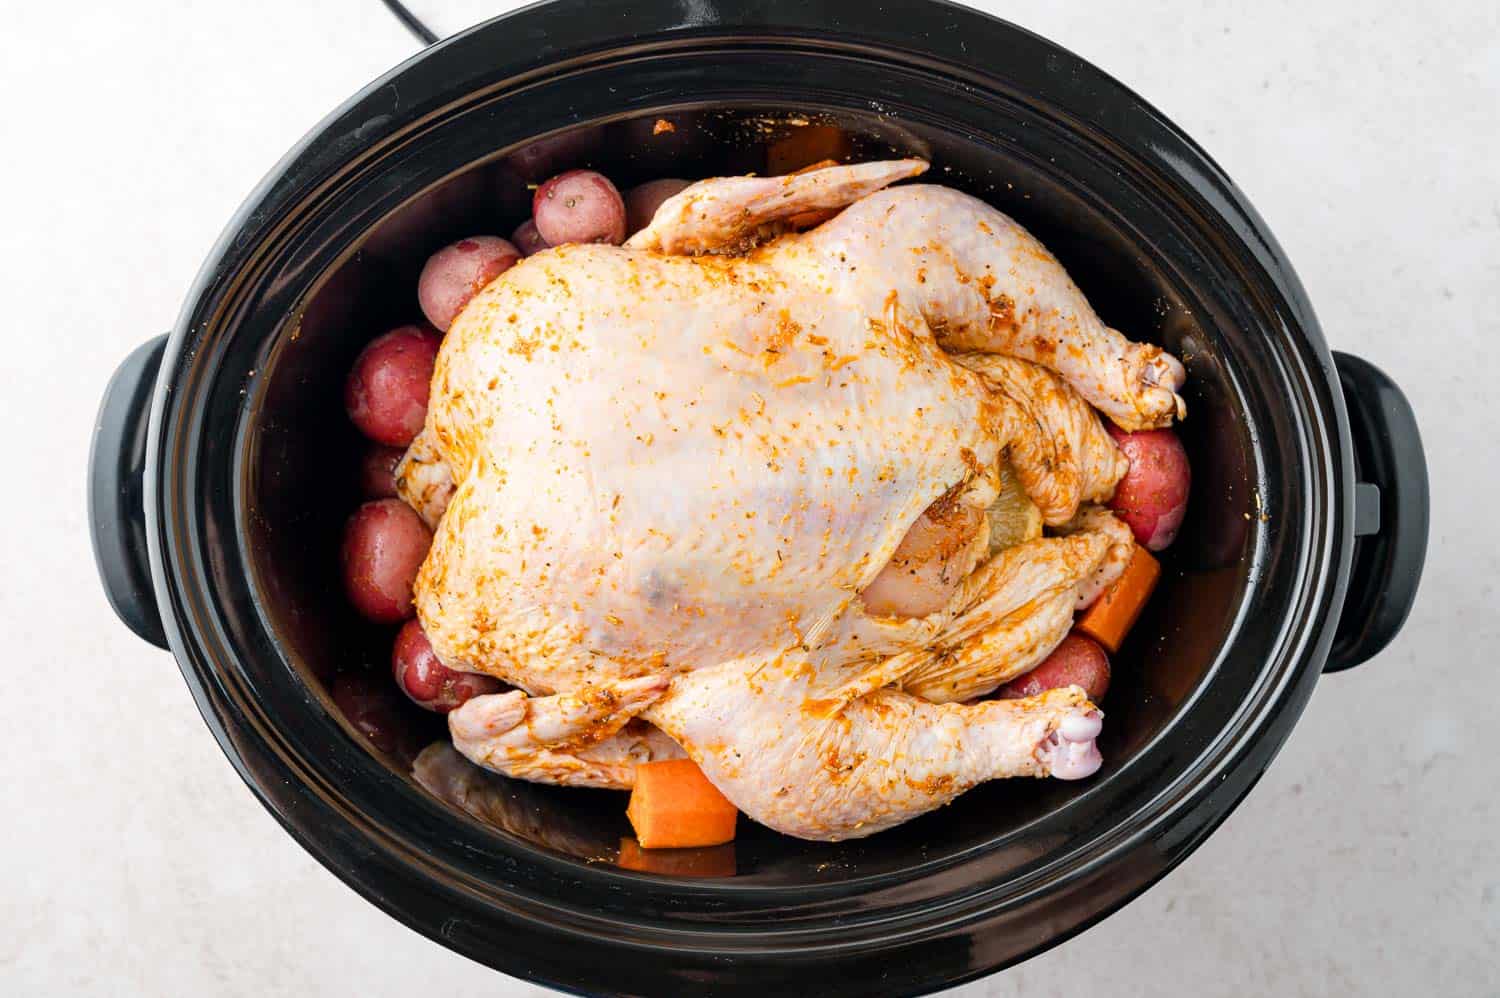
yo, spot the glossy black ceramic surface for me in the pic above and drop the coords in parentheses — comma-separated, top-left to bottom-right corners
(89, 1, 1427, 994)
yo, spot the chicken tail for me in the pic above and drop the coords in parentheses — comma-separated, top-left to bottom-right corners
(624, 159, 929, 256)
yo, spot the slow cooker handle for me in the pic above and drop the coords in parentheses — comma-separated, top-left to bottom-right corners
(1323, 352, 1429, 672)
(89, 335, 169, 650)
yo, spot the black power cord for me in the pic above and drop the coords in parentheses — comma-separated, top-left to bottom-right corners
(379, 0, 439, 46)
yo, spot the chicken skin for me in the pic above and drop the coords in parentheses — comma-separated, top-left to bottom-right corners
(404, 161, 1186, 840)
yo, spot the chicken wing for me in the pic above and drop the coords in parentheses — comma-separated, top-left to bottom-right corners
(954, 353, 1129, 524)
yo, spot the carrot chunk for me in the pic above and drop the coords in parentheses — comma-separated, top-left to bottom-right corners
(626, 759, 738, 849)
(1075, 543, 1161, 653)
(779, 159, 845, 229)
(787, 158, 841, 176)
(767, 125, 853, 174)
(787, 208, 839, 230)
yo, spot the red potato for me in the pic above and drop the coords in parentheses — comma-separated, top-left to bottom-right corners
(624, 178, 692, 235)
(996, 633, 1111, 702)
(392, 619, 505, 712)
(511, 218, 550, 257)
(532, 169, 626, 246)
(344, 325, 442, 447)
(340, 499, 432, 622)
(359, 444, 405, 499)
(1106, 424, 1191, 551)
(417, 236, 520, 331)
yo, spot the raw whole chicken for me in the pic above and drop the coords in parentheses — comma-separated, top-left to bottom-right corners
(399, 160, 1187, 841)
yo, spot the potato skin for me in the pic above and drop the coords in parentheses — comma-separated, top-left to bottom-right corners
(995, 633, 1110, 701)
(358, 444, 405, 499)
(417, 236, 520, 331)
(510, 218, 550, 257)
(344, 325, 442, 447)
(392, 619, 504, 712)
(340, 499, 432, 623)
(624, 178, 692, 235)
(1106, 425, 1191, 551)
(533, 170, 626, 246)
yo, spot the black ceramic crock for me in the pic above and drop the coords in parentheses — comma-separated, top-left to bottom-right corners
(88, 1, 1429, 993)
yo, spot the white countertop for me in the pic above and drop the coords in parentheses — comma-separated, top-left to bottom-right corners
(3, 1, 1495, 994)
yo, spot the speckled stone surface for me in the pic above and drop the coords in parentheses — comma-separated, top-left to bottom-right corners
(3, 1, 1494, 994)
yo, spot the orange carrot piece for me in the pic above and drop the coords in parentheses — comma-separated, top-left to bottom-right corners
(782, 159, 844, 229)
(787, 208, 839, 230)
(767, 125, 853, 175)
(617, 838, 737, 877)
(626, 759, 738, 849)
(1075, 543, 1161, 653)
(787, 158, 841, 176)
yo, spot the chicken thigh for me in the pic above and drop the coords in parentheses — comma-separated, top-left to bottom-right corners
(411, 161, 1185, 840)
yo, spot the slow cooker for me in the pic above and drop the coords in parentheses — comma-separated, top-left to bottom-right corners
(87, 1, 1429, 993)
